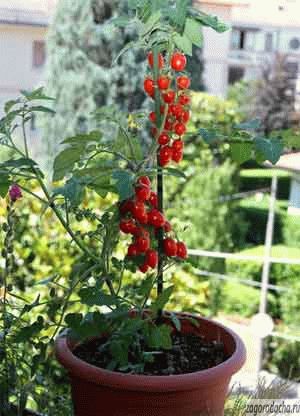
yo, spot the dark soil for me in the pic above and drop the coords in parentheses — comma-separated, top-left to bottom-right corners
(73, 332, 226, 376)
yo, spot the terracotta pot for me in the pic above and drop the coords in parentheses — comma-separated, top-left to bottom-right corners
(55, 312, 246, 416)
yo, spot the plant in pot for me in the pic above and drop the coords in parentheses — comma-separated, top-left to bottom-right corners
(0, 1, 284, 415)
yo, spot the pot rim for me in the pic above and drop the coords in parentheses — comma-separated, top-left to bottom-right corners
(55, 312, 246, 392)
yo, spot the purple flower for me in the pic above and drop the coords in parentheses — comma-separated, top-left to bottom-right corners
(9, 184, 22, 202)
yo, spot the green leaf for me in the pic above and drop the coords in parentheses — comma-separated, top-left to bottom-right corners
(14, 317, 44, 343)
(184, 18, 203, 47)
(21, 87, 55, 101)
(4, 99, 20, 114)
(146, 324, 172, 350)
(142, 11, 161, 36)
(170, 312, 181, 332)
(79, 287, 118, 307)
(62, 131, 102, 146)
(112, 170, 134, 201)
(254, 137, 283, 164)
(110, 16, 132, 27)
(230, 142, 253, 165)
(0, 157, 37, 170)
(191, 9, 230, 33)
(163, 167, 187, 179)
(0, 175, 10, 198)
(65, 313, 83, 330)
(150, 286, 174, 314)
(53, 147, 83, 181)
(30, 105, 55, 114)
(174, 33, 193, 56)
(235, 119, 261, 131)
(198, 128, 219, 145)
(53, 177, 85, 207)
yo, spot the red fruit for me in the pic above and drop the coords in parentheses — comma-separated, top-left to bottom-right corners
(148, 209, 165, 228)
(137, 211, 148, 225)
(120, 219, 138, 235)
(172, 139, 184, 151)
(132, 201, 146, 218)
(139, 262, 149, 273)
(119, 200, 134, 215)
(174, 122, 186, 136)
(163, 221, 172, 233)
(136, 236, 150, 253)
(145, 250, 158, 269)
(137, 176, 151, 187)
(127, 244, 138, 257)
(181, 110, 190, 124)
(177, 242, 188, 259)
(163, 238, 178, 257)
(172, 149, 183, 163)
(158, 76, 171, 90)
(162, 90, 176, 104)
(159, 146, 173, 167)
(164, 117, 174, 131)
(151, 127, 158, 138)
(171, 52, 187, 71)
(149, 112, 156, 123)
(144, 78, 155, 96)
(148, 52, 164, 69)
(178, 94, 190, 106)
(135, 186, 151, 202)
(160, 105, 166, 114)
(172, 104, 184, 119)
(158, 132, 170, 146)
(149, 191, 158, 208)
(177, 76, 191, 90)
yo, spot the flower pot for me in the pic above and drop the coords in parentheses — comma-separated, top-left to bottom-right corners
(55, 312, 246, 416)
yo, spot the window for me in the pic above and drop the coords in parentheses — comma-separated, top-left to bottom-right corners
(231, 29, 257, 51)
(228, 67, 245, 85)
(33, 41, 46, 68)
(265, 33, 274, 52)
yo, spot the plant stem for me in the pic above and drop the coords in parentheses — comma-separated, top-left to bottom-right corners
(152, 45, 164, 317)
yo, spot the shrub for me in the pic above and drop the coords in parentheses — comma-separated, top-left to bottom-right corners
(226, 245, 300, 286)
(280, 281, 300, 328)
(266, 337, 300, 380)
(283, 215, 300, 248)
(220, 281, 279, 318)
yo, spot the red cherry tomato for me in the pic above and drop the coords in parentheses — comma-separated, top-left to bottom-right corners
(148, 52, 164, 69)
(149, 112, 156, 123)
(159, 146, 173, 167)
(135, 185, 151, 202)
(135, 236, 150, 253)
(127, 244, 138, 257)
(119, 219, 138, 235)
(158, 76, 171, 90)
(174, 122, 186, 136)
(145, 249, 158, 269)
(119, 199, 134, 215)
(158, 132, 170, 146)
(148, 209, 165, 228)
(162, 90, 176, 104)
(171, 52, 187, 71)
(172, 149, 183, 163)
(139, 262, 149, 273)
(172, 104, 184, 119)
(177, 242, 188, 259)
(149, 191, 158, 208)
(137, 176, 151, 187)
(164, 116, 174, 131)
(163, 221, 172, 233)
(178, 94, 190, 106)
(181, 110, 190, 124)
(163, 238, 178, 257)
(177, 76, 191, 90)
(144, 78, 155, 97)
(132, 201, 145, 218)
(172, 139, 184, 152)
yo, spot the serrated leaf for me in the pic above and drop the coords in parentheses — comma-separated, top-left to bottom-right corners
(184, 18, 203, 47)
(65, 313, 83, 329)
(0, 175, 10, 198)
(4, 99, 20, 114)
(191, 9, 230, 33)
(112, 170, 134, 201)
(254, 137, 283, 164)
(146, 324, 172, 350)
(141, 11, 161, 36)
(79, 287, 118, 307)
(150, 286, 174, 314)
(53, 147, 83, 181)
(174, 33, 193, 56)
(230, 142, 253, 165)
(163, 167, 187, 179)
(53, 177, 85, 207)
(21, 87, 55, 101)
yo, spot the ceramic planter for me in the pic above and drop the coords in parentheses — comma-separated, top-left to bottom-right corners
(55, 312, 246, 416)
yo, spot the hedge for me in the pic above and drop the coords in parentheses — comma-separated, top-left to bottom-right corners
(226, 245, 300, 286)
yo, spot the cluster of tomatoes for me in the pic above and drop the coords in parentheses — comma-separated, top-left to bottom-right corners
(144, 51, 191, 167)
(119, 176, 188, 273)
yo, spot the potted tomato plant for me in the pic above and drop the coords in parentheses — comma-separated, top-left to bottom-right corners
(0, 1, 284, 415)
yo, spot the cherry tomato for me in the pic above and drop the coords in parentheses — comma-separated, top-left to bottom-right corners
(178, 94, 190, 106)
(181, 110, 190, 124)
(119, 199, 134, 215)
(145, 249, 158, 269)
(137, 176, 151, 187)
(172, 139, 184, 152)
(137, 211, 148, 225)
(135, 236, 150, 253)
(158, 76, 171, 90)
(164, 116, 174, 131)
(149, 112, 156, 123)
(149, 191, 158, 208)
(163, 238, 178, 257)
(139, 262, 149, 273)
(158, 132, 170, 146)
(162, 90, 176, 104)
(177, 242, 188, 259)
(119, 219, 138, 235)
(127, 244, 138, 257)
(132, 201, 145, 219)
(148, 52, 164, 69)
(171, 52, 187, 71)
(135, 185, 151, 202)
(148, 209, 165, 228)
(144, 78, 155, 97)
(163, 221, 172, 233)
(172, 104, 184, 120)
(172, 149, 183, 163)
(177, 76, 191, 90)
(174, 122, 186, 136)
(159, 146, 173, 167)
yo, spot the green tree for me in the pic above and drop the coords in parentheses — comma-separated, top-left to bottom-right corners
(42, 0, 147, 166)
